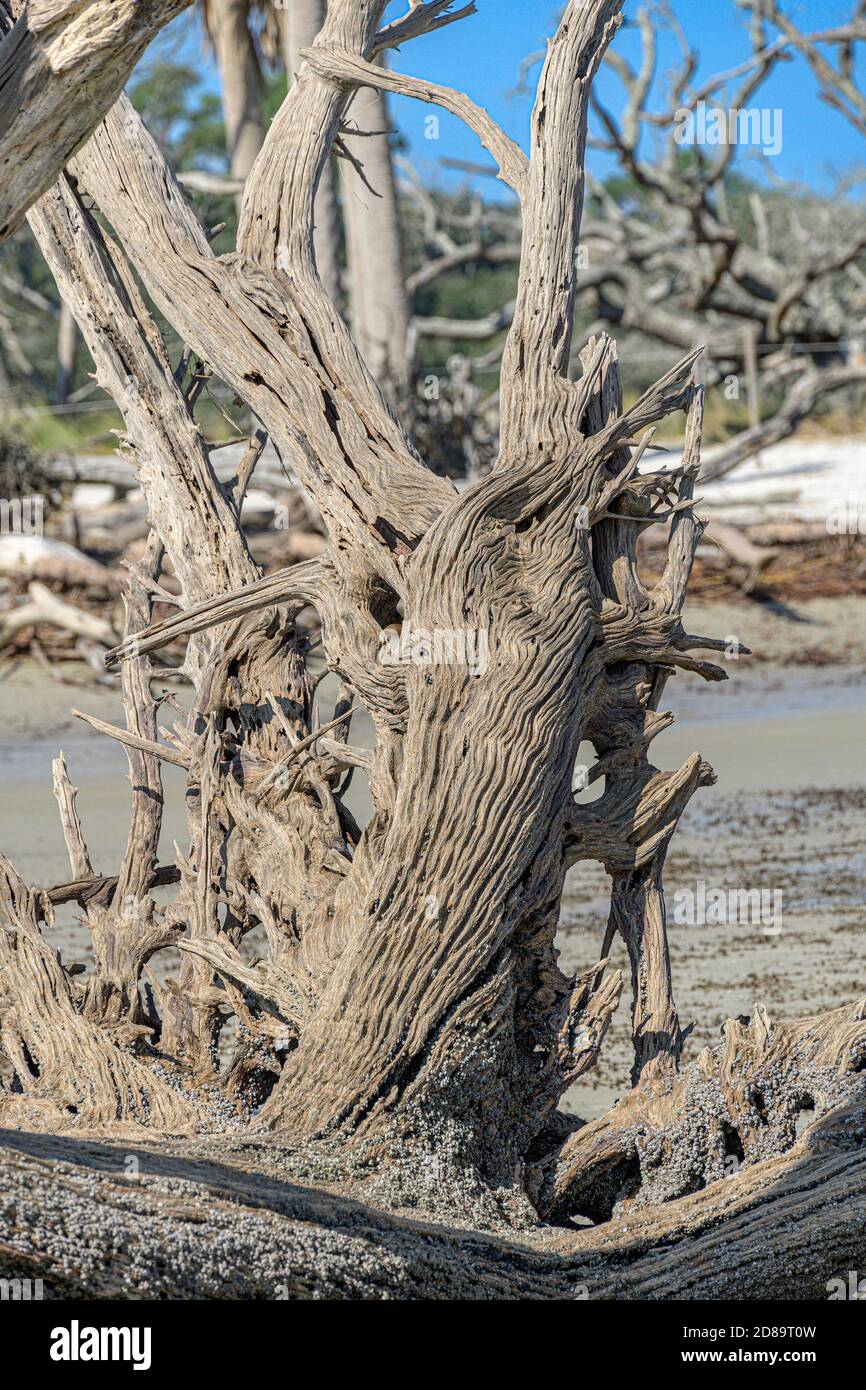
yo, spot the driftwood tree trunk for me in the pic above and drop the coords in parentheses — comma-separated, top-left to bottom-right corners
(1, 0, 865, 1287)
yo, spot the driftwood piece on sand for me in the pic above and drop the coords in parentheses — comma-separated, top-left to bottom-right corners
(1, 1107, 864, 1299)
(0, 535, 120, 592)
(0, 581, 118, 652)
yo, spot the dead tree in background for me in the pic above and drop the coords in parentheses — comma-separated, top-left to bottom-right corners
(202, 0, 266, 217)
(294, 0, 866, 476)
(578, 0, 866, 477)
(341, 56, 413, 412)
(438, 0, 866, 479)
(53, 297, 76, 404)
(202, 0, 342, 299)
(9, 1, 865, 479)
(204, 0, 415, 406)
(0, 0, 865, 1283)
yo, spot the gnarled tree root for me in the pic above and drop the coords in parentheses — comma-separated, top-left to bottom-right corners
(541, 999, 866, 1223)
(0, 860, 202, 1132)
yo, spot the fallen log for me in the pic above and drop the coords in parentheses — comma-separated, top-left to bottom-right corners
(0, 581, 118, 652)
(35, 447, 300, 497)
(746, 520, 835, 546)
(0, 1114, 863, 1299)
(0, 535, 120, 592)
(704, 519, 778, 573)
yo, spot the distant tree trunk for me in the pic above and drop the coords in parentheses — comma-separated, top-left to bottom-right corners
(208, 0, 265, 216)
(341, 70, 412, 413)
(54, 299, 77, 405)
(278, 0, 342, 304)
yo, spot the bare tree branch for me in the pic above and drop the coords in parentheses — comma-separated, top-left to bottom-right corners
(0, 0, 192, 243)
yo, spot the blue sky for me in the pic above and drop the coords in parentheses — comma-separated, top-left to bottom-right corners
(154, 1, 865, 200)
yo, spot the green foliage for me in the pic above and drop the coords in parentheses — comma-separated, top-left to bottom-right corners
(264, 71, 288, 126)
(5, 406, 122, 455)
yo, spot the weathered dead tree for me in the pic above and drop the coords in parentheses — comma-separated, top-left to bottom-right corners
(1, 0, 865, 1289)
(564, 0, 866, 476)
(0, 0, 192, 244)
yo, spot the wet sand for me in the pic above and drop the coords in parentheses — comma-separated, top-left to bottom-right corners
(0, 595, 863, 1121)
